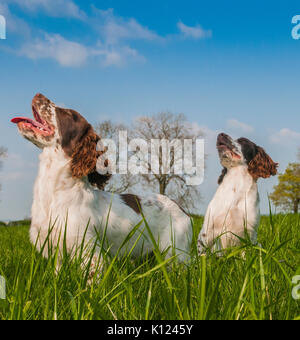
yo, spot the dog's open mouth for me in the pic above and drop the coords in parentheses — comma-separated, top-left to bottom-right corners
(11, 106, 54, 136)
(217, 135, 241, 159)
(217, 142, 230, 151)
(217, 140, 234, 154)
(218, 143, 241, 159)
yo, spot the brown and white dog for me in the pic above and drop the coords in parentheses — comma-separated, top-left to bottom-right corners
(198, 133, 278, 254)
(11, 94, 192, 273)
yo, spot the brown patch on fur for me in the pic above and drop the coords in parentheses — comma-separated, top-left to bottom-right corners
(88, 171, 110, 190)
(121, 194, 142, 214)
(218, 167, 228, 184)
(70, 126, 111, 182)
(55, 106, 111, 183)
(248, 146, 278, 180)
(56, 107, 90, 157)
(70, 126, 100, 178)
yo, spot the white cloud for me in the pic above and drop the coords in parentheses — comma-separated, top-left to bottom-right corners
(20, 33, 89, 67)
(19, 32, 146, 68)
(92, 7, 162, 45)
(87, 7, 163, 66)
(0, 3, 31, 36)
(269, 128, 300, 145)
(227, 119, 254, 133)
(12, 5, 162, 67)
(91, 42, 146, 67)
(177, 21, 212, 39)
(7, 0, 86, 20)
(2, 3, 211, 67)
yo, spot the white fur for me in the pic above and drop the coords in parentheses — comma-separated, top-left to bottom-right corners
(30, 147, 192, 264)
(12, 94, 192, 269)
(198, 165, 260, 254)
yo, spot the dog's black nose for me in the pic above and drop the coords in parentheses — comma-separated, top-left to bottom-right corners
(218, 133, 229, 139)
(217, 133, 230, 143)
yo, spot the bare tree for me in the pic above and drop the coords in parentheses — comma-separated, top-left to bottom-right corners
(95, 113, 204, 212)
(96, 120, 127, 140)
(133, 112, 203, 195)
(95, 120, 138, 193)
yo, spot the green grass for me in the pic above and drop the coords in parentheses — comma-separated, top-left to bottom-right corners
(0, 213, 299, 320)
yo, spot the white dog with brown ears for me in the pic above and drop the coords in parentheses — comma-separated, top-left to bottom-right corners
(11, 94, 192, 274)
(198, 133, 278, 254)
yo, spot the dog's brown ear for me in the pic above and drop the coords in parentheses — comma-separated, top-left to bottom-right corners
(218, 167, 227, 184)
(248, 146, 278, 180)
(71, 126, 99, 178)
(71, 126, 110, 180)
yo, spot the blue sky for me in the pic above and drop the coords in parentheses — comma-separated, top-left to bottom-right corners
(0, 0, 300, 220)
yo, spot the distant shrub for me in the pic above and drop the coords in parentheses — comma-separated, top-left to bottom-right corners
(7, 219, 31, 227)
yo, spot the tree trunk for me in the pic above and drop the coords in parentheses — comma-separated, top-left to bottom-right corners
(159, 177, 167, 195)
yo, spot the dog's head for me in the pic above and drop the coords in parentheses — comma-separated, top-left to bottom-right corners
(217, 133, 278, 183)
(12, 93, 111, 187)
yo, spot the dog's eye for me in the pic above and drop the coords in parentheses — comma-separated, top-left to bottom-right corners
(72, 112, 79, 121)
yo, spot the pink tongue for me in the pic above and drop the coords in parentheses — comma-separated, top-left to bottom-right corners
(11, 117, 47, 131)
(11, 117, 32, 124)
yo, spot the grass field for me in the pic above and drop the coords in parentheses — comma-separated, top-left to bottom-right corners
(0, 213, 299, 320)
